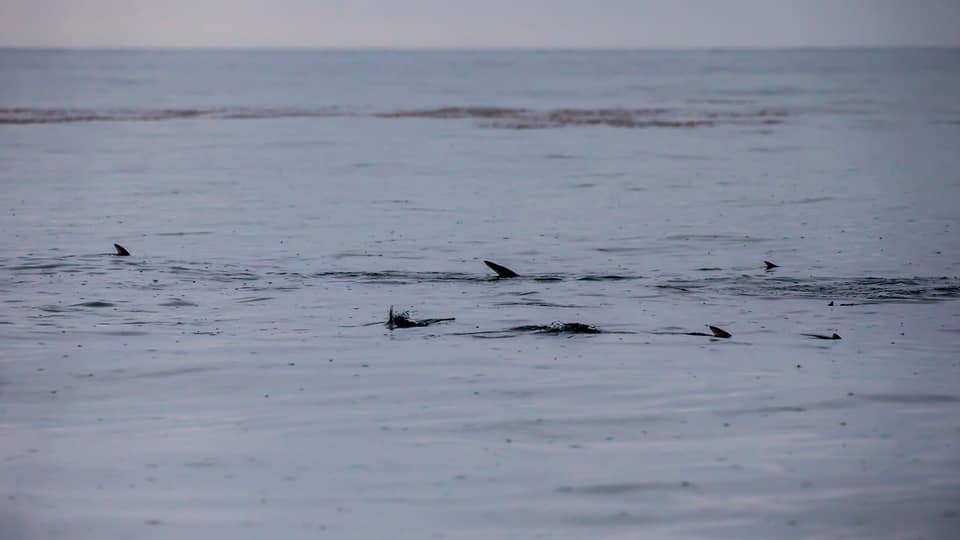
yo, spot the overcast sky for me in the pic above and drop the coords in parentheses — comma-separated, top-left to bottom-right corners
(1, 0, 958, 49)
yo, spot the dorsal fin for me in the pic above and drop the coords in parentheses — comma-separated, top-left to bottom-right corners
(483, 260, 519, 278)
(764, 260, 778, 270)
(708, 325, 732, 338)
(114, 243, 130, 256)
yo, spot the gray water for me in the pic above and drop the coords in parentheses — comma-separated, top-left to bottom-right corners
(2, 48, 960, 539)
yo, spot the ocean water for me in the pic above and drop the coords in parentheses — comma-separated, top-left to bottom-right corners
(1, 48, 960, 539)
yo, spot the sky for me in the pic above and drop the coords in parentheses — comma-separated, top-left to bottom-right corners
(1, 0, 958, 49)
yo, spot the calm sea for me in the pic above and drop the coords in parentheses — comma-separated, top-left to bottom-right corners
(2, 48, 959, 539)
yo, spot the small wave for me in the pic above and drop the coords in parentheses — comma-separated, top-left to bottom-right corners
(236, 296, 274, 304)
(461, 322, 605, 338)
(663, 234, 772, 244)
(310, 271, 489, 284)
(159, 298, 198, 307)
(494, 300, 588, 308)
(789, 196, 835, 204)
(576, 274, 641, 281)
(165, 265, 261, 282)
(557, 482, 695, 495)
(658, 275, 960, 303)
(99, 330, 150, 336)
(7, 262, 74, 271)
(859, 393, 959, 404)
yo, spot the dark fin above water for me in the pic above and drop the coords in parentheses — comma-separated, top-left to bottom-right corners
(708, 325, 732, 339)
(484, 260, 519, 278)
(114, 243, 130, 256)
(764, 260, 778, 270)
(802, 332, 842, 340)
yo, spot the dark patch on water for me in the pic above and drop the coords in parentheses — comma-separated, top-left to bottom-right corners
(376, 106, 522, 120)
(73, 301, 115, 308)
(568, 512, 660, 526)
(659, 275, 960, 303)
(305, 270, 628, 284)
(494, 300, 588, 308)
(459, 322, 608, 338)
(750, 145, 801, 153)
(311, 270, 482, 284)
(663, 234, 772, 244)
(557, 481, 695, 495)
(1, 105, 787, 129)
(332, 251, 383, 259)
(0, 106, 349, 124)
(183, 458, 218, 468)
(511, 322, 603, 334)
(595, 246, 649, 253)
(858, 393, 959, 405)
(160, 298, 198, 307)
(167, 265, 260, 282)
(725, 398, 856, 417)
(790, 196, 835, 204)
(8, 262, 73, 271)
(577, 274, 640, 281)
(460, 414, 667, 434)
(133, 366, 219, 379)
(99, 330, 149, 336)
(236, 296, 274, 304)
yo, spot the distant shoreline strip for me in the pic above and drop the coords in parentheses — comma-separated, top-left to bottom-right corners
(0, 106, 787, 129)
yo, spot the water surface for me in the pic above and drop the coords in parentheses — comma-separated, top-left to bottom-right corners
(2, 48, 959, 540)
